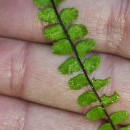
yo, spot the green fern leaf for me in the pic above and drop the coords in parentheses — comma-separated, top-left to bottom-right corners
(60, 8, 78, 25)
(68, 74, 89, 90)
(120, 126, 130, 130)
(92, 77, 111, 90)
(34, 0, 130, 129)
(68, 24, 88, 41)
(69, 76, 111, 91)
(58, 57, 81, 75)
(110, 111, 128, 125)
(33, 0, 50, 7)
(51, 39, 73, 55)
(86, 106, 105, 121)
(33, 0, 64, 7)
(44, 24, 66, 41)
(77, 91, 98, 107)
(101, 92, 120, 107)
(54, 0, 64, 7)
(99, 123, 113, 130)
(76, 39, 96, 59)
(37, 8, 58, 23)
(77, 91, 119, 107)
(83, 56, 102, 74)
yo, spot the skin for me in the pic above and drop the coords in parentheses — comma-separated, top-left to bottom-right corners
(0, 0, 130, 129)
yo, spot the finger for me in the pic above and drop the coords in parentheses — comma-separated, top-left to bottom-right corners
(61, 0, 130, 59)
(0, 95, 100, 130)
(0, 37, 130, 124)
(0, 0, 130, 58)
(0, 0, 47, 43)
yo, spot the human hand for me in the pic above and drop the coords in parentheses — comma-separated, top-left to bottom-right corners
(0, 0, 130, 129)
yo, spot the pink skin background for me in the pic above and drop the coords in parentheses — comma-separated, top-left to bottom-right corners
(0, 0, 130, 129)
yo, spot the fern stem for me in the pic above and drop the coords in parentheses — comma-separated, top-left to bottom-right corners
(50, 0, 116, 129)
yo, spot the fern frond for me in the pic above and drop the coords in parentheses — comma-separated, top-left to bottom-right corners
(33, 0, 130, 129)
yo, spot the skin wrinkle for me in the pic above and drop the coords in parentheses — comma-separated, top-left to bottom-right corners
(7, 110, 24, 130)
(118, 0, 130, 57)
(22, 102, 29, 130)
(84, 8, 106, 38)
(10, 55, 14, 96)
(115, 0, 130, 56)
(0, 40, 13, 95)
(95, 55, 116, 100)
(103, 55, 116, 96)
(106, 6, 115, 52)
(106, 4, 123, 53)
(10, 43, 31, 97)
(74, 0, 113, 54)
(107, 55, 118, 96)
(15, 103, 28, 130)
(20, 44, 31, 98)
(106, 0, 130, 58)
(3, 101, 27, 130)
(16, 102, 28, 130)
